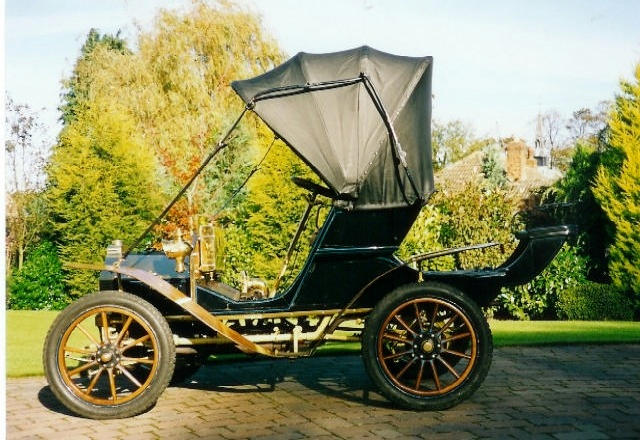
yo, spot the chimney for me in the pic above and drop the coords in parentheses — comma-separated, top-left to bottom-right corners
(505, 140, 527, 181)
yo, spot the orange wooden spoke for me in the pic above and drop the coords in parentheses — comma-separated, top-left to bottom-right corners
(437, 314, 457, 336)
(382, 332, 412, 344)
(115, 316, 133, 345)
(442, 332, 471, 343)
(429, 359, 441, 390)
(120, 334, 150, 352)
(414, 360, 425, 391)
(68, 360, 99, 377)
(413, 302, 424, 332)
(76, 323, 100, 346)
(101, 311, 109, 343)
(396, 357, 417, 379)
(443, 349, 471, 359)
(107, 368, 117, 402)
(65, 354, 92, 363)
(64, 346, 95, 355)
(429, 303, 439, 332)
(117, 365, 143, 388)
(437, 357, 460, 379)
(85, 367, 104, 395)
(383, 349, 413, 361)
(121, 357, 155, 365)
(394, 314, 417, 336)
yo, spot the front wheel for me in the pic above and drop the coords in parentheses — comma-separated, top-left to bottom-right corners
(43, 291, 176, 419)
(362, 282, 492, 410)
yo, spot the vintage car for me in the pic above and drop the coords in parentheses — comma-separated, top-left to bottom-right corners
(43, 46, 574, 419)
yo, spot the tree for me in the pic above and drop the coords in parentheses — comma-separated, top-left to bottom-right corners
(566, 102, 609, 145)
(46, 106, 162, 296)
(47, 1, 297, 293)
(7, 241, 68, 310)
(593, 62, 640, 310)
(5, 95, 50, 269)
(65, 1, 283, 232)
(482, 143, 507, 188)
(537, 110, 566, 168)
(221, 135, 317, 287)
(59, 28, 129, 126)
(547, 145, 612, 281)
(431, 120, 481, 169)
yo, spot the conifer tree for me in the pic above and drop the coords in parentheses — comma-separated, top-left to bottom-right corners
(593, 63, 640, 309)
(47, 106, 161, 296)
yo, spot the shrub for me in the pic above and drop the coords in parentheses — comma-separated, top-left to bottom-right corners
(7, 241, 70, 310)
(399, 182, 521, 272)
(434, 184, 521, 270)
(544, 144, 612, 282)
(557, 281, 634, 321)
(496, 245, 588, 320)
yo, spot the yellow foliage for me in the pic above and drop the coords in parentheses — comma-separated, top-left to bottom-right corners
(47, 106, 162, 295)
(69, 1, 284, 224)
(593, 62, 640, 300)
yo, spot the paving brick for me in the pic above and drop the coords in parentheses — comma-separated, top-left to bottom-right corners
(6, 345, 640, 439)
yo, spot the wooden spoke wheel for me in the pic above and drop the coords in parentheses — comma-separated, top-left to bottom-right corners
(362, 282, 492, 410)
(44, 291, 175, 419)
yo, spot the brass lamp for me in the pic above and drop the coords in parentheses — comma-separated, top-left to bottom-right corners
(161, 229, 193, 273)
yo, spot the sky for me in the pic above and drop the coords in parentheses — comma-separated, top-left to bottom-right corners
(5, 0, 640, 146)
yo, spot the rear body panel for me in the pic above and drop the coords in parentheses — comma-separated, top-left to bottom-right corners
(101, 203, 575, 315)
(101, 206, 421, 315)
(422, 225, 576, 306)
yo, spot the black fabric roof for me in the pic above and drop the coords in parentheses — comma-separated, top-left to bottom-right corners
(232, 46, 433, 210)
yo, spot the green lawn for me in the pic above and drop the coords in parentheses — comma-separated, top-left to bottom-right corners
(6, 310, 59, 377)
(490, 320, 640, 346)
(6, 310, 640, 378)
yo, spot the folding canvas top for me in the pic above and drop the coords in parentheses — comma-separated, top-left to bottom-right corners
(232, 46, 434, 210)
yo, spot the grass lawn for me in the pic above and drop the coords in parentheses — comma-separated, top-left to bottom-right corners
(6, 310, 59, 377)
(6, 310, 640, 378)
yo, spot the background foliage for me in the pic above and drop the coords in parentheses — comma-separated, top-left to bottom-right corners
(47, 106, 162, 296)
(593, 64, 640, 313)
(556, 281, 634, 321)
(5, 2, 639, 321)
(7, 241, 68, 310)
(399, 182, 520, 273)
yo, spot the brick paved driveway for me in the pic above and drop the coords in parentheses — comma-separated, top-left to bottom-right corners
(6, 345, 640, 439)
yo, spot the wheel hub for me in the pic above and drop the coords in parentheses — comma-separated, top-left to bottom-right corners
(96, 344, 121, 368)
(413, 332, 441, 360)
(421, 339, 435, 353)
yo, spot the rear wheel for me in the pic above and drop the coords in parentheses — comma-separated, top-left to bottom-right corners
(43, 291, 175, 419)
(362, 282, 492, 410)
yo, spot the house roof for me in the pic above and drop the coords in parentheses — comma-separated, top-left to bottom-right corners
(434, 150, 484, 193)
(435, 149, 562, 195)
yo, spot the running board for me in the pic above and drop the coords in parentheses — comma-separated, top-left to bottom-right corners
(65, 262, 274, 357)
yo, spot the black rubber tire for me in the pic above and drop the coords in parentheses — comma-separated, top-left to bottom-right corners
(362, 282, 492, 411)
(43, 291, 176, 419)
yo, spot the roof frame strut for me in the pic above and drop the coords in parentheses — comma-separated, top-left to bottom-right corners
(249, 74, 422, 203)
(125, 74, 422, 256)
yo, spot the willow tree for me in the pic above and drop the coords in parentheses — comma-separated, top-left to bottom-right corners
(49, 1, 315, 291)
(78, 1, 283, 229)
(593, 63, 640, 309)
